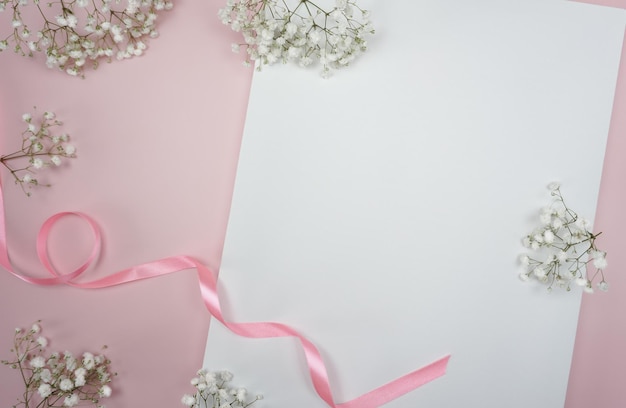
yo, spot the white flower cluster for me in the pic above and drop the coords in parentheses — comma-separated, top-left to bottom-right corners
(0, 110, 76, 196)
(519, 182, 608, 293)
(218, 0, 374, 77)
(1, 321, 115, 408)
(0, 0, 173, 77)
(181, 369, 263, 408)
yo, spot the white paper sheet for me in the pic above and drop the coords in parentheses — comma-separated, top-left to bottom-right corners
(205, 1, 626, 406)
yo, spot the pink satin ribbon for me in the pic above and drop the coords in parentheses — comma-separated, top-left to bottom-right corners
(0, 180, 450, 408)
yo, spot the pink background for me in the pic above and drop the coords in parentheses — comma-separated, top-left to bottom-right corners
(567, 1, 626, 406)
(0, 0, 252, 406)
(0, 0, 624, 407)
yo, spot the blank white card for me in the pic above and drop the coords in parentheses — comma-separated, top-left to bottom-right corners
(205, 1, 626, 407)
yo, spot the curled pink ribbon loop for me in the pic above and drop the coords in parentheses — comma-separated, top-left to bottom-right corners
(0, 180, 450, 408)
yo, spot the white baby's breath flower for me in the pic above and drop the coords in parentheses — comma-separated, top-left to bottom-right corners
(575, 278, 588, 287)
(592, 251, 608, 269)
(575, 217, 592, 232)
(547, 182, 560, 192)
(74, 374, 86, 387)
(99, 384, 112, 397)
(219, 0, 374, 77)
(1, 0, 173, 77)
(30, 356, 45, 368)
(65, 353, 77, 371)
(40, 368, 52, 383)
(220, 371, 233, 382)
(218, 388, 229, 400)
(63, 393, 79, 407)
(543, 230, 555, 244)
(36, 336, 48, 347)
(38, 383, 52, 398)
(2, 111, 77, 195)
(519, 184, 608, 293)
(181, 394, 196, 406)
(60, 378, 74, 391)
(182, 369, 261, 408)
(4, 322, 116, 407)
(533, 267, 546, 279)
(82, 352, 95, 369)
(519, 255, 530, 266)
(236, 388, 247, 402)
(539, 212, 551, 225)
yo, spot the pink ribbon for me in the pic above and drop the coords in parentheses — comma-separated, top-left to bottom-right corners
(0, 180, 450, 408)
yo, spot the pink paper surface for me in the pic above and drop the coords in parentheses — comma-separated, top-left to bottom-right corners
(0, 0, 252, 406)
(566, 3, 626, 407)
(574, 0, 626, 7)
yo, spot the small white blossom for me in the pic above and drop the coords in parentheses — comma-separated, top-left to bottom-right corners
(3, 111, 78, 195)
(547, 182, 560, 192)
(543, 230, 555, 244)
(218, 0, 374, 77)
(37, 336, 48, 347)
(236, 388, 247, 402)
(181, 394, 196, 406)
(74, 375, 86, 387)
(182, 369, 261, 408)
(30, 356, 45, 368)
(99, 384, 112, 397)
(63, 393, 79, 407)
(592, 251, 608, 269)
(2, 321, 117, 408)
(38, 383, 52, 398)
(40, 369, 52, 383)
(519, 184, 608, 293)
(59, 378, 74, 391)
(1, 0, 173, 77)
(82, 352, 95, 370)
(576, 278, 588, 287)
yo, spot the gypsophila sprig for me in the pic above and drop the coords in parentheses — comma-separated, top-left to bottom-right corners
(519, 182, 608, 293)
(1, 321, 116, 408)
(0, 0, 173, 77)
(0, 110, 76, 196)
(218, 0, 374, 77)
(181, 369, 263, 408)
